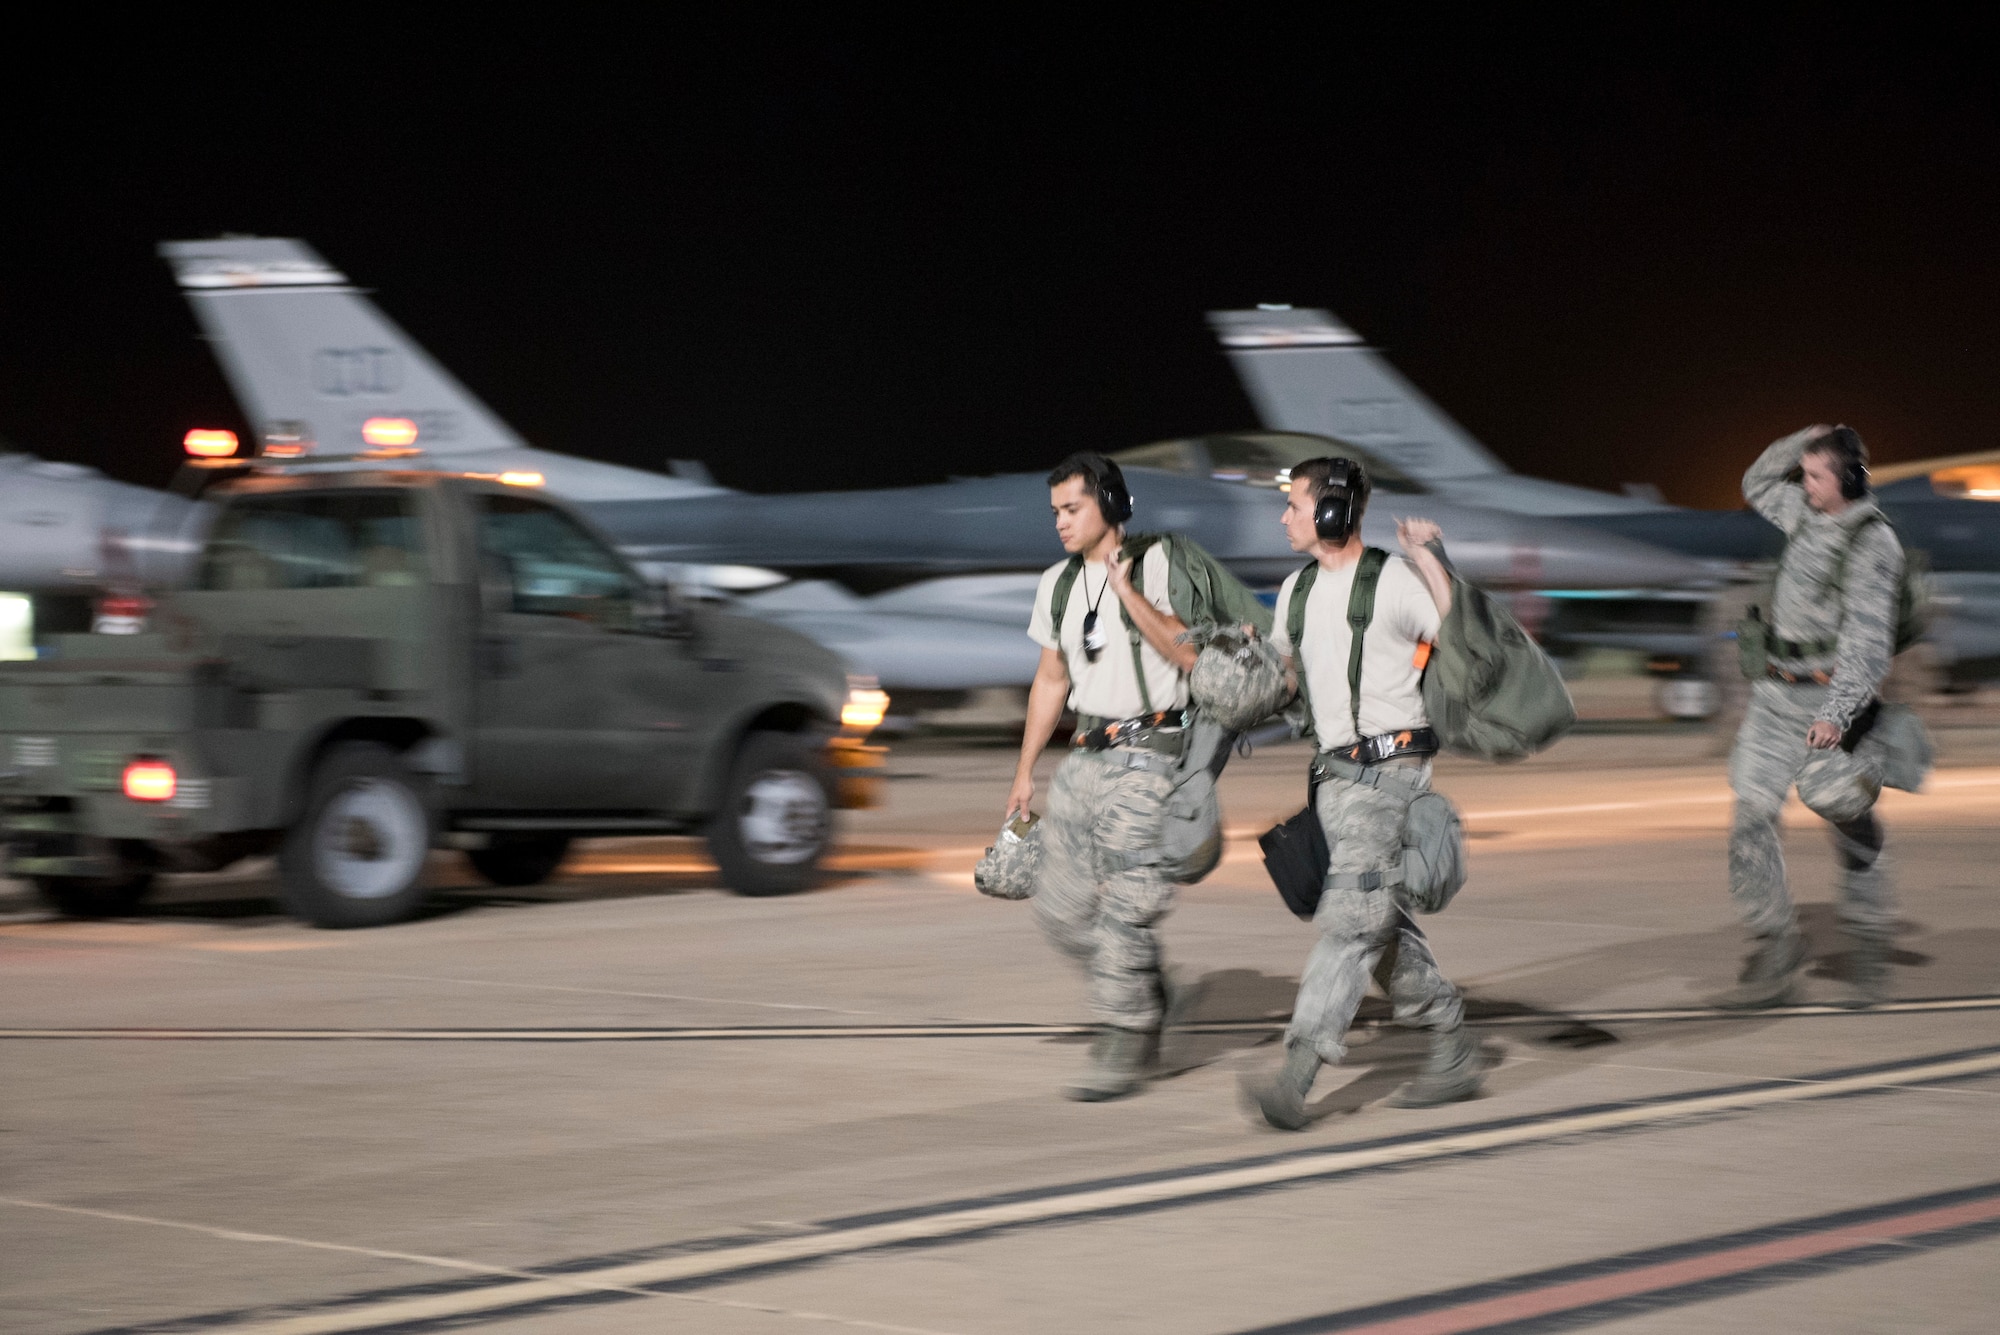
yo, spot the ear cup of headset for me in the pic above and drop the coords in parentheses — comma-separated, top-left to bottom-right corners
(1091, 456, 1134, 525)
(1827, 426, 1869, 500)
(1310, 458, 1363, 542)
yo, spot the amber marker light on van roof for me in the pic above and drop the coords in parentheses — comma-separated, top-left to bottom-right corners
(183, 429, 239, 458)
(498, 471, 546, 487)
(361, 417, 420, 447)
(123, 759, 177, 803)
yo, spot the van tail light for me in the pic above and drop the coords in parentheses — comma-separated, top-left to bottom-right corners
(123, 759, 177, 802)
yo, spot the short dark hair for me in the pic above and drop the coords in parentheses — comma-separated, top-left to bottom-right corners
(1290, 456, 1371, 516)
(1805, 425, 1868, 472)
(1047, 450, 1117, 492)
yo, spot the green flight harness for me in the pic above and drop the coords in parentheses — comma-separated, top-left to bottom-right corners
(1260, 550, 1467, 920)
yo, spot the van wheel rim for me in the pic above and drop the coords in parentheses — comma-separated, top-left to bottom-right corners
(738, 770, 827, 865)
(314, 779, 426, 899)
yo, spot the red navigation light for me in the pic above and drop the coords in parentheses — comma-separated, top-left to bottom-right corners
(183, 429, 239, 458)
(123, 758, 177, 803)
(362, 417, 420, 448)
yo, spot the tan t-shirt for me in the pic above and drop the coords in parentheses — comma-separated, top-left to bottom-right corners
(1027, 543, 1189, 718)
(1270, 554, 1440, 748)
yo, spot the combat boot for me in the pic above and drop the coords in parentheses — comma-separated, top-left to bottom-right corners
(1709, 928, 1805, 1010)
(1242, 1041, 1321, 1131)
(1064, 1026, 1152, 1102)
(1387, 1025, 1485, 1108)
(1840, 930, 1891, 1010)
(1142, 968, 1208, 1070)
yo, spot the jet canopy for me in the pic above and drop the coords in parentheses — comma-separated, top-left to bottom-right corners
(1111, 432, 1425, 494)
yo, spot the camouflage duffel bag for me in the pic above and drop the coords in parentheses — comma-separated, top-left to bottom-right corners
(1190, 628, 1290, 733)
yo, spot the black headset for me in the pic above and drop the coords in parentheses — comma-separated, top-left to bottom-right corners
(1079, 452, 1133, 526)
(1822, 426, 1870, 500)
(1308, 456, 1367, 542)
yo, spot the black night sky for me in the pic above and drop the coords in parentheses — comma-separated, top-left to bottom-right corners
(3, 14, 1997, 510)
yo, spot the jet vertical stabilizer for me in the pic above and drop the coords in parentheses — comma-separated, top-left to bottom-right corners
(159, 238, 716, 501)
(1209, 307, 1669, 516)
(161, 238, 533, 461)
(1208, 308, 1506, 482)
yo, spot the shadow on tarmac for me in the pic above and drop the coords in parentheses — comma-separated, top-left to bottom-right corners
(1159, 916, 1979, 1129)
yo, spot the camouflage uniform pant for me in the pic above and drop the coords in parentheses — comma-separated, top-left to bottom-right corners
(1728, 680, 1893, 940)
(1034, 747, 1176, 1032)
(1287, 756, 1464, 1064)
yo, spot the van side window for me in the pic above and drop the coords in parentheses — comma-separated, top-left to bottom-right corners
(200, 491, 424, 591)
(477, 495, 636, 626)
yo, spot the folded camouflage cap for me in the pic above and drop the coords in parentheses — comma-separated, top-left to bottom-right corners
(974, 814, 1043, 900)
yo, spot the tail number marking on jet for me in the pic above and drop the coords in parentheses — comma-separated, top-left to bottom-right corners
(314, 347, 404, 397)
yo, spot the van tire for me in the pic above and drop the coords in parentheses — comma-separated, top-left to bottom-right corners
(466, 835, 572, 887)
(279, 743, 433, 928)
(707, 731, 834, 897)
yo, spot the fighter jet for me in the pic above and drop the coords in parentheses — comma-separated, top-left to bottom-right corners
(1205, 305, 2000, 689)
(0, 448, 207, 658)
(145, 237, 1703, 696)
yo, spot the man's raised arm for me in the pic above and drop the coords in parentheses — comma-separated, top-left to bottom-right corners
(1744, 426, 1830, 535)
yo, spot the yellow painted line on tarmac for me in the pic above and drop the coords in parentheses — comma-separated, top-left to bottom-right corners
(152, 1046, 2000, 1335)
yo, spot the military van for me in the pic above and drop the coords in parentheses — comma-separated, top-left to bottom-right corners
(0, 469, 884, 927)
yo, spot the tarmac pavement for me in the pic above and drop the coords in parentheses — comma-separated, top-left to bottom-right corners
(4, 726, 1999, 1333)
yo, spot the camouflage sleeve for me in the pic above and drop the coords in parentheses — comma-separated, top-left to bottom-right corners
(1742, 428, 1820, 534)
(1820, 525, 1904, 730)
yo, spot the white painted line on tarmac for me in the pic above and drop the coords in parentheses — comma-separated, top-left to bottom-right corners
(0, 1200, 965, 1335)
(0, 1196, 594, 1286)
(115, 1046, 2000, 1335)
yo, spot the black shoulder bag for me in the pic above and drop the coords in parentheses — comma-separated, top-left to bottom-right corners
(1258, 550, 1387, 920)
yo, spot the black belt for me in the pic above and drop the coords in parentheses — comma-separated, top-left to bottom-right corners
(1073, 709, 1188, 752)
(1771, 634, 1839, 659)
(1324, 726, 1438, 766)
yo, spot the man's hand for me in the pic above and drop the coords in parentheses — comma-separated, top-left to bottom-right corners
(1807, 720, 1843, 750)
(1397, 517, 1453, 618)
(1006, 771, 1036, 822)
(1108, 550, 1197, 672)
(1106, 551, 1134, 596)
(1397, 517, 1443, 551)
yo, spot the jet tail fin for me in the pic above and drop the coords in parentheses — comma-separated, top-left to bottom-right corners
(159, 237, 529, 460)
(1207, 308, 1506, 481)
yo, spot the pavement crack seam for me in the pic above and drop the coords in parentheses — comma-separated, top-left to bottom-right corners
(8, 993, 2000, 1042)
(40, 1042, 2000, 1335)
